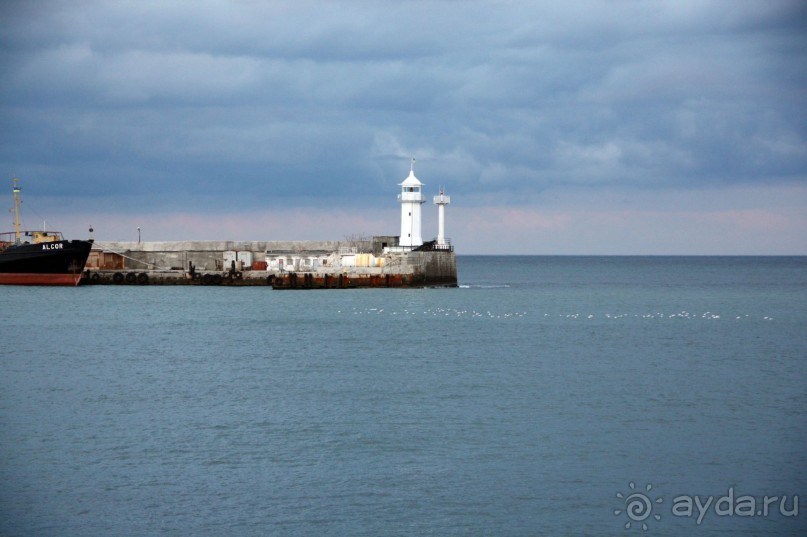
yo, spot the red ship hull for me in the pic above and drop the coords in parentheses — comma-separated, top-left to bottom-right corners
(0, 238, 93, 286)
(0, 272, 83, 286)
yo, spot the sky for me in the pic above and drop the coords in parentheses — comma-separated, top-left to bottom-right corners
(1, 0, 805, 254)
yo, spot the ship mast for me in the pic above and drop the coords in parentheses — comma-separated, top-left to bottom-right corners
(12, 177, 21, 242)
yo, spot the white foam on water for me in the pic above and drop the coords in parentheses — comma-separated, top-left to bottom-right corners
(337, 307, 773, 322)
(338, 305, 528, 319)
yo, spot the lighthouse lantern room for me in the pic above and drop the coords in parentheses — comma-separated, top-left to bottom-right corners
(397, 158, 425, 248)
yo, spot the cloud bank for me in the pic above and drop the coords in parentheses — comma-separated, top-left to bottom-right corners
(1, 0, 805, 253)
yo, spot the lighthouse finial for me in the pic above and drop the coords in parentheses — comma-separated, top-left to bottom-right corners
(410, 157, 415, 173)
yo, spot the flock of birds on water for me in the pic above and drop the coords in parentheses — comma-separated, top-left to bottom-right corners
(337, 307, 773, 321)
(331, 283, 776, 321)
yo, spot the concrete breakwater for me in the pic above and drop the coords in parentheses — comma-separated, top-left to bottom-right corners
(85, 240, 457, 288)
(84, 162, 458, 289)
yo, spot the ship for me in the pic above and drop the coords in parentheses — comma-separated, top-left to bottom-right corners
(0, 178, 93, 286)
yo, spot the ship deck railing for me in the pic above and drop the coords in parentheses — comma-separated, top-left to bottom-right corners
(0, 230, 65, 243)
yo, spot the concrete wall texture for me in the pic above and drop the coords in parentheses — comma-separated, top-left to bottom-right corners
(94, 240, 457, 285)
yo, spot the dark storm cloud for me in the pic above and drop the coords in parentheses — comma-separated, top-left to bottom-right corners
(0, 0, 805, 212)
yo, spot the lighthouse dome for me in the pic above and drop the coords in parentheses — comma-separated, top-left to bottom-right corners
(399, 169, 423, 187)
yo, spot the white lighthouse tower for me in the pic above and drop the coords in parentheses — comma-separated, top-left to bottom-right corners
(433, 186, 451, 246)
(398, 158, 425, 248)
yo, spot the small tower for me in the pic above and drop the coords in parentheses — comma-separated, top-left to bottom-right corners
(398, 158, 425, 248)
(433, 186, 451, 246)
(12, 177, 22, 243)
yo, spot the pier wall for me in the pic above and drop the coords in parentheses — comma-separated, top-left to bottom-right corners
(397, 250, 457, 285)
(95, 240, 362, 271)
(90, 240, 457, 287)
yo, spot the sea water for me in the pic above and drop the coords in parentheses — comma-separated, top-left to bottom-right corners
(0, 256, 805, 536)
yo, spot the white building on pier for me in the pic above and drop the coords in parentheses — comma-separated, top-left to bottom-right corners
(398, 158, 425, 248)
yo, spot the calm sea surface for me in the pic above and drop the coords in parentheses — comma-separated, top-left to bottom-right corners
(1, 256, 805, 536)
